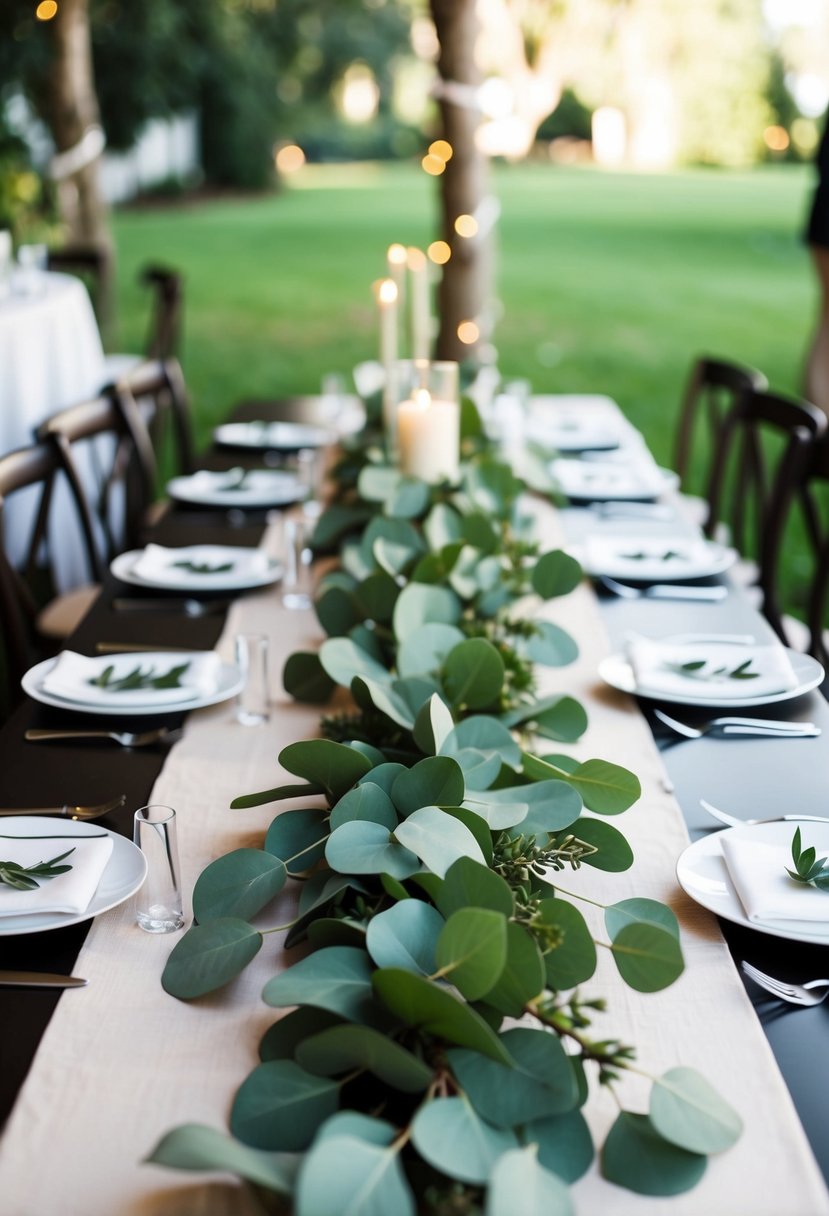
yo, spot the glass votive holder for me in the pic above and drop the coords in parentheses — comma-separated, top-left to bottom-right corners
(282, 516, 313, 609)
(296, 447, 325, 519)
(235, 631, 271, 725)
(133, 805, 185, 934)
(15, 243, 48, 297)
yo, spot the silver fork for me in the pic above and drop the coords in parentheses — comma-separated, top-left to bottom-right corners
(0, 794, 127, 821)
(654, 708, 820, 740)
(699, 799, 829, 828)
(599, 575, 727, 601)
(25, 727, 183, 748)
(741, 962, 829, 1007)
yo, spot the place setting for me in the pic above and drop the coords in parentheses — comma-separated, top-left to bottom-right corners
(213, 419, 336, 452)
(165, 466, 307, 509)
(548, 451, 680, 502)
(110, 542, 283, 594)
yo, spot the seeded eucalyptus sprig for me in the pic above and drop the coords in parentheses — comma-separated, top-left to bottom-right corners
(786, 826, 829, 890)
(0, 847, 75, 891)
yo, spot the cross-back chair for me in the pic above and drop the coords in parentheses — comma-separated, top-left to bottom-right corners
(674, 356, 768, 496)
(789, 433, 829, 676)
(112, 357, 195, 478)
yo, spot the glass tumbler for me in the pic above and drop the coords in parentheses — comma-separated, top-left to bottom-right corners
(133, 805, 185, 933)
(282, 517, 313, 609)
(235, 631, 271, 725)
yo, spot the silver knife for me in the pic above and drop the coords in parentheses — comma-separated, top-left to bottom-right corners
(644, 584, 728, 601)
(0, 971, 88, 988)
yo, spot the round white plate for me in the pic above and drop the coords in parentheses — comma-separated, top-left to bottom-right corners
(22, 653, 244, 716)
(215, 421, 335, 450)
(598, 646, 824, 708)
(166, 470, 305, 508)
(552, 463, 680, 502)
(677, 820, 829, 944)
(581, 541, 735, 583)
(111, 549, 282, 592)
(0, 817, 147, 936)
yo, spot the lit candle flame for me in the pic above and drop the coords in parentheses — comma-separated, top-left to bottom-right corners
(414, 388, 432, 410)
(407, 247, 427, 272)
(387, 243, 407, 267)
(378, 279, 398, 305)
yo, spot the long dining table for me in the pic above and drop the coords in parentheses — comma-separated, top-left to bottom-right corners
(1, 394, 829, 1215)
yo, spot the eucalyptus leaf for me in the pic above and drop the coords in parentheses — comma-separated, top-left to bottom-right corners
(260, 1007, 344, 1062)
(394, 806, 485, 877)
(386, 476, 431, 519)
(316, 586, 360, 638)
(601, 1112, 707, 1196)
(352, 571, 398, 624)
(265, 808, 328, 875)
(329, 783, 398, 832)
(391, 756, 466, 816)
(412, 1096, 518, 1185)
(605, 898, 680, 943)
(230, 781, 324, 810)
(523, 619, 579, 667)
(392, 582, 461, 641)
(536, 897, 597, 990)
(424, 502, 464, 550)
(366, 900, 444, 974)
(311, 503, 373, 550)
(230, 1059, 339, 1151)
(650, 1067, 742, 1154)
(437, 856, 514, 919)
(411, 543, 464, 584)
(372, 968, 512, 1063)
(449, 1027, 579, 1126)
(326, 820, 420, 880)
(610, 922, 685, 992)
(357, 464, 401, 503)
(146, 1124, 298, 1194)
(560, 817, 634, 872)
(474, 780, 581, 835)
(280, 739, 373, 803)
(313, 1111, 396, 1147)
(442, 715, 521, 772)
(262, 945, 382, 1025)
(486, 1145, 575, 1216)
(522, 753, 640, 815)
(351, 676, 419, 729)
(397, 623, 466, 679)
(531, 550, 582, 599)
(441, 805, 494, 863)
(357, 761, 407, 795)
(307, 918, 367, 950)
(412, 692, 456, 756)
(161, 919, 263, 999)
(295, 1135, 415, 1216)
(461, 510, 498, 553)
(297, 1022, 433, 1092)
(443, 639, 505, 711)
(435, 907, 508, 1000)
(282, 651, 336, 704)
(192, 849, 287, 923)
(484, 922, 545, 1017)
(319, 637, 392, 689)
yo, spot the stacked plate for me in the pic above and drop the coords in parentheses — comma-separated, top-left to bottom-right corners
(579, 534, 735, 583)
(112, 543, 282, 592)
(166, 468, 305, 509)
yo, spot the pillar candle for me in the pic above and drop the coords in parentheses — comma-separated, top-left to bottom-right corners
(407, 247, 430, 360)
(397, 388, 460, 484)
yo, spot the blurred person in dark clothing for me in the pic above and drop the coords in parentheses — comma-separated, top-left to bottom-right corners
(805, 112, 829, 416)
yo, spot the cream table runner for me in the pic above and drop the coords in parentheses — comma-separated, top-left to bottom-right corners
(1, 502, 827, 1216)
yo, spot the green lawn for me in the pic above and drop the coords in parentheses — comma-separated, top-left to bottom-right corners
(111, 160, 818, 469)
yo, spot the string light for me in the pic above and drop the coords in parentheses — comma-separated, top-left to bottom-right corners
(421, 153, 445, 176)
(35, 1, 58, 19)
(457, 320, 480, 345)
(428, 140, 453, 163)
(427, 241, 451, 265)
(454, 214, 478, 239)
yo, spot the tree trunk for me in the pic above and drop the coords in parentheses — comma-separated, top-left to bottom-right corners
(49, 0, 114, 329)
(430, 0, 490, 362)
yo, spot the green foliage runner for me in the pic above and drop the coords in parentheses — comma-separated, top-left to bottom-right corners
(148, 402, 741, 1211)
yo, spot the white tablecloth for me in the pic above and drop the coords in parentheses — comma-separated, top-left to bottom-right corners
(0, 505, 826, 1216)
(0, 272, 108, 589)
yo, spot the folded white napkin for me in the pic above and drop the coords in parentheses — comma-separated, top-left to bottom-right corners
(42, 650, 222, 707)
(525, 416, 622, 452)
(550, 457, 666, 500)
(626, 637, 798, 700)
(132, 544, 270, 586)
(722, 832, 829, 926)
(583, 533, 725, 580)
(0, 830, 113, 917)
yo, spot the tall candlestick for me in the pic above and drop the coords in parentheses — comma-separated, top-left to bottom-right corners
(377, 278, 399, 446)
(407, 246, 430, 360)
(386, 243, 407, 305)
(397, 388, 460, 484)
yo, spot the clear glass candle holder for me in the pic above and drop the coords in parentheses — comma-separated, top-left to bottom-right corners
(235, 632, 271, 725)
(133, 805, 185, 934)
(282, 516, 313, 609)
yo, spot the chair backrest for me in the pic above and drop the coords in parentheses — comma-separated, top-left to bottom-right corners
(704, 386, 827, 641)
(36, 390, 158, 563)
(111, 357, 195, 477)
(140, 264, 183, 363)
(46, 245, 112, 328)
(0, 441, 103, 698)
(674, 356, 768, 491)
(792, 433, 829, 673)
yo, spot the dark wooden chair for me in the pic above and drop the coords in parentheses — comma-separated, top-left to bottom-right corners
(788, 433, 829, 675)
(110, 357, 195, 479)
(140, 265, 183, 363)
(703, 386, 827, 643)
(46, 244, 113, 329)
(674, 356, 768, 496)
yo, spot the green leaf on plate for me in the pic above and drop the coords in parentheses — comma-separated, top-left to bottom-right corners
(601, 1112, 707, 1196)
(192, 849, 287, 922)
(366, 900, 444, 974)
(412, 1096, 518, 1184)
(161, 918, 263, 999)
(650, 1067, 742, 1154)
(145, 1123, 298, 1193)
(230, 1059, 339, 1151)
(372, 969, 512, 1064)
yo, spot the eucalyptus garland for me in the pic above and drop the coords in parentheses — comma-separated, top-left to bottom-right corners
(149, 412, 742, 1212)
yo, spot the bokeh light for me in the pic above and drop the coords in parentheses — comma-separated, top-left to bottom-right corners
(763, 125, 790, 152)
(457, 320, 480, 345)
(421, 154, 445, 176)
(35, 1, 58, 19)
(274, 144, 306, 174)
(377, 279, 398, 304)
(428, 140, 453, 163)
(427, 241, 451, 265)
(454, 214, 478, 238)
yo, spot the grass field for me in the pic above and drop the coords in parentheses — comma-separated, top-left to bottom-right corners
(111, 160, 818, 469)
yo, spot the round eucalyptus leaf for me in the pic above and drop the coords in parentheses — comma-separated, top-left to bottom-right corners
(394, 806, 485, 878)
(315, 586, 360, 638)
(486, 1145, 575, 1216)
(307, 918, 367, 950)
(610, 922, 685, 992)
(311, 503, 373, 550)
(372, 968, 511, 1064)
(262, 945, 379, 1024)
(530, 696, 589, 742)
(446, 747, 501, 790)
(146, 1123, 298, 1194)
(461, 510, 498, 553)
(374, 536, 418, 578)
(351, 676, 419, 729)
(483, 922, 545, 1018)
(424, 502, 464, 550)
(380, 872, 410, 901)
(391, 756, 466, 816)
(435, 907, 507, 1000)
(601, 1112, 707, 1196)
(442, 639, 505, 711)
(355, 571, 399, 624)
(358, 761, 407, 795)
(524, 754, 639, 815)
(264, 807, 328, 875)
(412, 1097, 518, 1184)
(296, 1134, 416, 1216)
(650, 1068, 742, 1154)
(412, 692, 456, 756)
(605, 898, 680, 943)
(442, 716, 521, 769)
(441, 805, 494, 864)
(282, 651, 336, 704)
(260, 1007, 344, 1062)
(448, 1027, 578, 1127)
(346, 741, 387, 766)
(386, 476, 431, 519)
(161, 918, 263, 999)
(278, 738, 373, 803)
(531, 550, 582, 599)
(524, 620, 579, 667)
(475, 780, 580, 834)
(230, 1059, 339, 1151)
(562, 817, 633, 872)
(360, 515, 424, 568)
(437, 856, 514, 919)
(357, 464, 401, 503)
(314, 1111, 396, 1146)
(341, 540, 374, 582)
(297, 1022, 433, 1092)
(397, 622, 466, 678)
(411, 543, 463, 585)
(319, 637, 391, 689)
(329, 783, 398, 832)
(326, 820, 420, 880)
(192, 848, 287, 922)
(536, 897, 597, 991)
(461, 794, 529, 831)
(393, 582, 462, 642)
(448, 545, 486, 599)
(366, 899, 444, 974)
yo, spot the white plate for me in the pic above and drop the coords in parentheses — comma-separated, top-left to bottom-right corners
(550, 461, 680, 502)
(677, 821, 829, 944)
(22, 653, 244, 716)
(214, 421, 335, 450)
(580, 538, 735, 583)
(111, 548, 282, 592)
(166, 469, 305, 508)
(0, 818, 147, 936)
(599, 646, 824, 708)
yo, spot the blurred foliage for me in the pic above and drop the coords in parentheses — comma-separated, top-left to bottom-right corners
(536, 89, 592, 143)
(0, 119, 59, 243)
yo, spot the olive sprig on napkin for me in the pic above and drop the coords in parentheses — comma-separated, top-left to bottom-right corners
(0, 848, 75, 891)
(664, 656, 759, 682)
(786, 826, 829, 890)
(88, 662, 191, 692)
